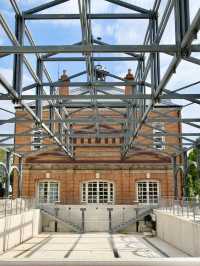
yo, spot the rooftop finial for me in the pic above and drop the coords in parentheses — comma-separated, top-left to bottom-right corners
(125, 69, 134, 80)
(60, 69, 68, 81)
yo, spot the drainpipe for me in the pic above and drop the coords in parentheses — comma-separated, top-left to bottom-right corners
(18, 156, 23, 198)
(183, 150, 189, 198)
(196, 139, 200, 182)
(5, 151, 11, 197)
(172, 156, 178, 199)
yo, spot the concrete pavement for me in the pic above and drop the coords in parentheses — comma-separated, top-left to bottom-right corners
(0, 233, 190, 262)
(0, 259, 200, 266)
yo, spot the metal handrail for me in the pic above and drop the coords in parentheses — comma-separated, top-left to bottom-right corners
(0, 197, 35, 217)
(158, 196, 200, 222)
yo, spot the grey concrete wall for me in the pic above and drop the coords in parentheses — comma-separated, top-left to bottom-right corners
(41, 204, 137, 232)
(0, 209, 41, 253)
(155, 210, 200, 257)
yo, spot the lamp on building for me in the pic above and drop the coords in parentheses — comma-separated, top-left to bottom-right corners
(96, 172, 100, 179)
(46, 172, 51, 179)
(146, 172, 151, 179)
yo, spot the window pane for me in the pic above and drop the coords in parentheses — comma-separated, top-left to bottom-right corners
(137, 181, 159, 204)
(81, 181, 114, 204)
(38, 182, 59, 203)
(152, 122, 165, 150)
(49, 182, 58, 203)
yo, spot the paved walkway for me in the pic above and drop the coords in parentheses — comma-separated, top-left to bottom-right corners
(0, 233, 189, 261)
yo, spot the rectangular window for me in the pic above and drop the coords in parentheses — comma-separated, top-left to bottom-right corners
(96, 138, 101, 144)
(82, 183, 86, 202)
(49, 183, 59, 203)
(152, 122, 165, 150)
(81, 181, 114, 204)
(137, 181, 159, 205)
(120, 137, 124, 144)
(38, 181, 59, 203)
(32, 129, 43, 151)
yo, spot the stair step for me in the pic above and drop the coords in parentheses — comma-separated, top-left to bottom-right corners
(41, 209, 81, 232)
(112, 207, 154, 232)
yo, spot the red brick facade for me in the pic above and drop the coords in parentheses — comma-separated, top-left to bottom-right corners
(16, 166, 174, 204)
(13, 70, 183, 204)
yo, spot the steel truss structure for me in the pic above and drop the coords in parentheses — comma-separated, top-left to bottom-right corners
(0, 0, 200, 197)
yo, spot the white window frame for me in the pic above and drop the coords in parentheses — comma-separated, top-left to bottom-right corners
(80, 180, 115, 204)
(136, 180, 160, 205)
(37, 180, 60, 203)
(32, 129, 43, 151)
(152, 122, 165, 150)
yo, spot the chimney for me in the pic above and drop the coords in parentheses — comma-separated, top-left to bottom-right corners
(58, 70, 69, 96)
(124, 69, 135, 95)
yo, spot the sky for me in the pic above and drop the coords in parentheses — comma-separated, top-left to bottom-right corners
(0, 0, 200, 146)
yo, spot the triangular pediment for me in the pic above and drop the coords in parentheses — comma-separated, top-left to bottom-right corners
(127, 148, 171, 163)
(25, 148, 72, 163)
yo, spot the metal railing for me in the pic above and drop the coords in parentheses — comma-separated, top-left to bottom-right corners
(0, 197, 35, 217)
(158, 196, 200, 223)
(36, 197, 200, 223)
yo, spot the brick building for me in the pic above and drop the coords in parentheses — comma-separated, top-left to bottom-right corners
(13, 70, 182, 205)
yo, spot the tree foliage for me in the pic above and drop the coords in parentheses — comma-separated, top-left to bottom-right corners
(0, 149, 6, 162)
(187, 145, 200, 197)
(0, 149, 6, 187)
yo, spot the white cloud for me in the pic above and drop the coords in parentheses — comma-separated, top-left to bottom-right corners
(16, 0, 112, 28)
(91, 0, 112, 13)
(167, 60, 200, 93)
(0, 67, 33, 88)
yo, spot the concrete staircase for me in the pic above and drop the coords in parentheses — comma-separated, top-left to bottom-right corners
(111, 206, 153, 233)
(40, 206, 81, 233)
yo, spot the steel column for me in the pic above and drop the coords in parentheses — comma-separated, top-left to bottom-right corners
(172, 156, 178, 199)
(17, 156, 23, 197)
(36, 58, 43, 119)
(196, 139, 200, 181)
(13, 14, 24, 97)
(183, 150, 189, 198)
(5, 151, 11, 197)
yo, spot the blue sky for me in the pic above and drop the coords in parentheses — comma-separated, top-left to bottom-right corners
(0, 0, 200, 143)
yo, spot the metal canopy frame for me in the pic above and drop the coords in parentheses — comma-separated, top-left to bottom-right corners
(0, 0, 200, 196)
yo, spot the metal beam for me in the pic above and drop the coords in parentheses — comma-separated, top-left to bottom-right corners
(5, 151, 11, 197)
(23, 0, 69, 15)
(172, 156, 178, 198)
(0, 0, 199, 164)
(1, 93, 200, 101)
(23, 13, 152, 20)
(42, 56, 141, 62)
(9, 117, 200, 124)
(2, 44, 199, 54)
(122, 8, 200, 158)
(0, 73, 73, 158)
(13, 14, 24, 96)
(1, 132, 199, 138)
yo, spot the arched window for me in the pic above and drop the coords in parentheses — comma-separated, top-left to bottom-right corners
(81, 180, 114, 204)
(38, 181, 59, 203)
(136, 180, 160, 205)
